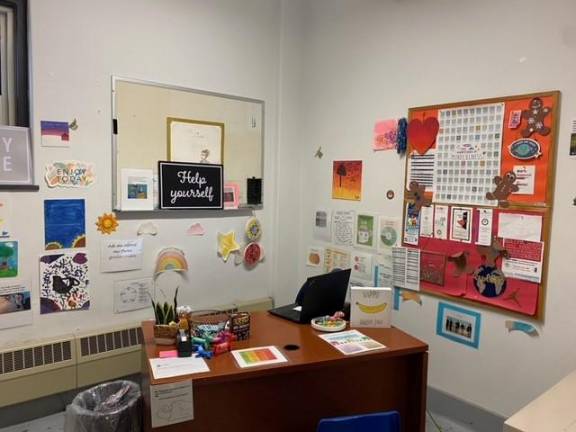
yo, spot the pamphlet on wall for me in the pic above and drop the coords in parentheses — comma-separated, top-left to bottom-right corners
(318, 329, 386, 355)
(350, 287, 392, 328)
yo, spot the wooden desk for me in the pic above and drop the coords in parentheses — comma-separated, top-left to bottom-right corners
(142, 311, 428, 432)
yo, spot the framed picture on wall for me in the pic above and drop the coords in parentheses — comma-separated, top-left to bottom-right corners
(436, 302, 481, 349)
(223, 182, 240, 209)
(167, 117, 224, 165)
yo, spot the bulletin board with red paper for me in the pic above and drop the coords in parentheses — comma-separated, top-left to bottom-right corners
(402, 91, 559, 318)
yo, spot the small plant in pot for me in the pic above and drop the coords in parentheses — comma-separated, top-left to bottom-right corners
(151, 287, 180, 345)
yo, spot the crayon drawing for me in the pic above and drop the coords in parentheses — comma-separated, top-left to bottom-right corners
(332, 161, 362, 201)
(40, 253, 89, 314)
(44, 199, 86, 250)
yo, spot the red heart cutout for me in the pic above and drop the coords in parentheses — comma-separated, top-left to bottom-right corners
(408, 117, 439, 155)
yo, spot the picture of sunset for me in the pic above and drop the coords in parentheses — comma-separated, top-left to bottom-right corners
(332, 160, 362, 201)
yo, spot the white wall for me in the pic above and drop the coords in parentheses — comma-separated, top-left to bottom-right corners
(1, 0, 285, 347)
(292, 0, 576, 418)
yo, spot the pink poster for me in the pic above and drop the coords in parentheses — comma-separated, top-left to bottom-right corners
(373, 119, 397, 151)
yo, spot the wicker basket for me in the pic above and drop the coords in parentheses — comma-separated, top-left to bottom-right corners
(187, 310, 230, 338)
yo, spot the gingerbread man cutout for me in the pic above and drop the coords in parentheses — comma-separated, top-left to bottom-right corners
(477, 237, 509, 267)
(486, 171, 519, 207)
(406, 181, 431, 214)
(521, 97, 551, 138)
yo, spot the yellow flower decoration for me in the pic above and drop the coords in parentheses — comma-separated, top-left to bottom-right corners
(96, 213, 119, 235)
(217, 231, 240, 262)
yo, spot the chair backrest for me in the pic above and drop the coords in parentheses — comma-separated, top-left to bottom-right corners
(317, 411, 400, 432)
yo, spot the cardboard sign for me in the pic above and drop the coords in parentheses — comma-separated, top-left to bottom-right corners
(158, 161, 223, 209)
(0, 126, 32, 184)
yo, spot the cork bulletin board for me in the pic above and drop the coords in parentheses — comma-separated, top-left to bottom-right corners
(401, 91, 559, 319)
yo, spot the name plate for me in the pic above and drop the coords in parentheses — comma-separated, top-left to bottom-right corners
(159, 161, 223, 209)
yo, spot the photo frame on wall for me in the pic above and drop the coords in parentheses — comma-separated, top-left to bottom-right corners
(167, 117, 224, 165)
(158, 161, 223, 209)
(223, 182, 240, 209)
(436, 302, 481, 349)
(0, 126, 33, 186)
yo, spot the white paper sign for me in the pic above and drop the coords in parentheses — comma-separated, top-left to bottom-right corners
(477, 209, 493, 246)
(150, 380, 194, 428)
(419, 205, 434, 238)
(433, 205, 448, 240)
(332, 210, 355, 246)
(351, 251, 374, 281)
(498, 213, 542, 242)
(513, 165, 535, 195)
(502, 258, 542, 283)
(100, 238, 144, 273)
(114, 278, 153, 313)
(313, 209, 332, 242)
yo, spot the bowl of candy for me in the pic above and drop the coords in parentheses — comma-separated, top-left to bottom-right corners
(188, 310, 231, 338)
(311, 312, 347, 332)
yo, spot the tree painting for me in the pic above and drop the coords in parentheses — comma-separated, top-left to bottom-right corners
(332, 161, 362, 201)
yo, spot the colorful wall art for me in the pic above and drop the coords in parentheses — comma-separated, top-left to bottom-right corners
(332, 160, 362, 201)
(40, 252, 89, 314)
(44, 199, 86, 250)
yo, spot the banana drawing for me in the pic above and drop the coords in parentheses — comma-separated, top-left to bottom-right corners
(356, 302, 388, 314)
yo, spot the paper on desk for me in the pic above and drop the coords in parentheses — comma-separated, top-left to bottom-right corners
(150, 380, 194, 428)
(231, 346, 288, 368)
(497, 213, 542, 242)
(149, 357, 209, 380)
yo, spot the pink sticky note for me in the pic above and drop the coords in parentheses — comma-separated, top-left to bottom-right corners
(159, 350, 178, 358)
(373, 119, 398, 151)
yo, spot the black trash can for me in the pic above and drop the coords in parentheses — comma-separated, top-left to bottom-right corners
(64, 380, 142, 432)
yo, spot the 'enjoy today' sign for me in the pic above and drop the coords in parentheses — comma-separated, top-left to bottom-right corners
(158, 161, 223, 209)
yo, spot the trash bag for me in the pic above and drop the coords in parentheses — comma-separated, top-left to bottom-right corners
(64, 380, 142, 432)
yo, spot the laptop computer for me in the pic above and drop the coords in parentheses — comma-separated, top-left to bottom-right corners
(269, 269, 351, 324)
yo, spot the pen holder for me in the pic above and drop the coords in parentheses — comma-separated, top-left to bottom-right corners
(230, 312, 251, 341)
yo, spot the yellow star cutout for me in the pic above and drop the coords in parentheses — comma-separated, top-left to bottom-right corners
(218, 231, 240, 262)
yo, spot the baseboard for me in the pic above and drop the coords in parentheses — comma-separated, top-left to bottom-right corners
(427, 386, 506, 431)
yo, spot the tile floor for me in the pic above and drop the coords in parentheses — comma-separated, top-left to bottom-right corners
(0, 410, 479, 432)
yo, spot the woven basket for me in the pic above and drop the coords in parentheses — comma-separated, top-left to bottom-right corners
(187, 310, 230, 337)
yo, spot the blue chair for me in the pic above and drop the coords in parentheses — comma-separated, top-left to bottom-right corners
(317, 411, 400, 432)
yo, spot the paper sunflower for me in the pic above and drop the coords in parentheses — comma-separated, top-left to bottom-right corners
(96, 213, 119, 235)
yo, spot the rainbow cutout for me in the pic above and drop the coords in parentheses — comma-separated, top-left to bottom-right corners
(155, 247, 188, 275)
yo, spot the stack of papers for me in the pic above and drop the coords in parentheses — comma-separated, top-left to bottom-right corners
(318, 329, 386, 355)
(149, 357, 210, 380)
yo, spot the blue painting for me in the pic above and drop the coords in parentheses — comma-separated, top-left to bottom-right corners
(44, 199, 86, 250)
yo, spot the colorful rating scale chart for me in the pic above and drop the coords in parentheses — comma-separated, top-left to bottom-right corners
(231, 346, 288, 369)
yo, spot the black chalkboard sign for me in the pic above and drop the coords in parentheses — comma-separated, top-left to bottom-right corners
(158, 161, 223, 209)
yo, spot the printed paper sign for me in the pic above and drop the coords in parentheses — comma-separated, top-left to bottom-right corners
(450, 207, 473, 243)
(512, 165, 535, 195)
(403, 203, 420, 246)
(0, 280, 32, 330)
(476, 208, 493, 246)
(351, 251, 374, 281)
(150, 381, 194, 428)
(501, 239, 544, 283)
(114, 277, 153, 313)
(498, 213, 542, 242)
(100, 238, 144, 273)
(433, 205, 448, 240)
(332, 210, 355, 246)
(45, 161, 95, 188)
(313, 209, 332, 242)
(419, 205, 434, 237)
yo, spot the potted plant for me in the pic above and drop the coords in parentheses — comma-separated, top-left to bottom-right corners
(151, 287, 180, 345)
